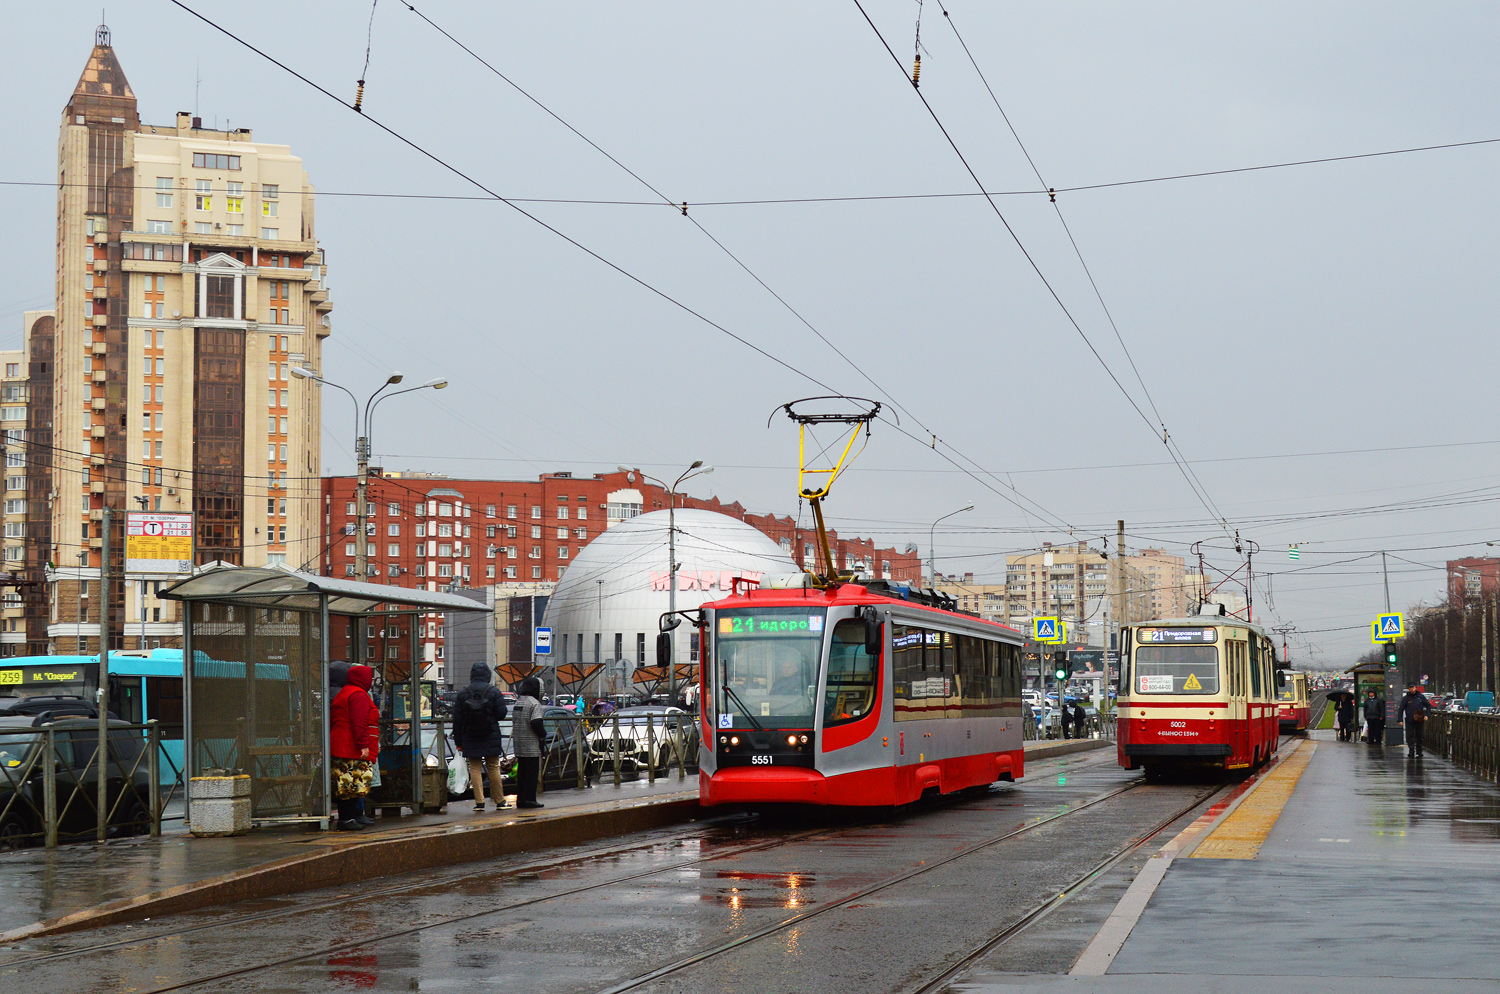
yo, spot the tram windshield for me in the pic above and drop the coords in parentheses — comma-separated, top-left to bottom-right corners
(714, 608, 825, 728)
(1133, 646, 1219, 695)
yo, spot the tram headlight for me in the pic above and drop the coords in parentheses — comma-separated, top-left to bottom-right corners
(729, 736, 740, 746)
(786, 735, 798, 746)
(799, 735, 809, 744)
(719, 736, 728, 745)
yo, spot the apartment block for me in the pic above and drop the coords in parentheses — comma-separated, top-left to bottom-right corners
(43, 27, 331, 651)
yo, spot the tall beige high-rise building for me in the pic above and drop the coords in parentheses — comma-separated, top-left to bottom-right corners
(43, 26, 331, 652)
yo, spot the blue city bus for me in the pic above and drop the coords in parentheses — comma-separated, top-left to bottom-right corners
(0, 649, 185, 785)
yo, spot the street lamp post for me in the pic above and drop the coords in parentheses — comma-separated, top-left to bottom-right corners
(618, 461, 713, 705)
(293, 368, 447, 582)
(928, 503, 974, 587)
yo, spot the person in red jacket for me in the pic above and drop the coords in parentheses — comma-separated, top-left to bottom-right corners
(330, 664, 378, 830)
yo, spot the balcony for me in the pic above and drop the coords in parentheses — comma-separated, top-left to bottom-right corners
(91, 342, 107, 355)
(90, 426, 105, 438)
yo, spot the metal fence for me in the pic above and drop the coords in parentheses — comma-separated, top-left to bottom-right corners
(0, 719, 171, 848)
(1022, 708, 1116, 742)
(1426, 712, 1500, 781)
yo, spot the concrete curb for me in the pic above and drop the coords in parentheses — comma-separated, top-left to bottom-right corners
(1024, 738, 1111, 762)
(0, 793, 701, 942)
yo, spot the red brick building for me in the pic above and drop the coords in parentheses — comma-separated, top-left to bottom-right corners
(1447, 557, 1500, 603)
(321, 469, 922, 674)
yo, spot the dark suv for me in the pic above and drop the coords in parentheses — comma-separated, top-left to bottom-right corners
(0, 714, 158, 848)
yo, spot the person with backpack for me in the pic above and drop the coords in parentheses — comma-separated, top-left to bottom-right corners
(453, 662, 509, 811)
(512, 676, 548, 809)
(1399, 684, 1433, 758)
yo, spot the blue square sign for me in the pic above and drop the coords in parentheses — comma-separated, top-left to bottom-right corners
(535, 626, 552, 655)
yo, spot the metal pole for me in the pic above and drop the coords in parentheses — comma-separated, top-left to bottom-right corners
(647, 713, 656, 785)
(1382, 551, 1392, 613)
(98, 505, 112, 843)
(43, 723, 57, 848)
(667, 491, 676, 708)
(355, 436, 368, 582)
(182, 599, 194, 830)
(320, 595, 332, 826)
(147, 718, 160, 836)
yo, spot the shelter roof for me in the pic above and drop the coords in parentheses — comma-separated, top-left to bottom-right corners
(159, 566, 490, 616)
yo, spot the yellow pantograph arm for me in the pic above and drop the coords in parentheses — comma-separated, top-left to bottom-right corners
(797, 422, 866, 499)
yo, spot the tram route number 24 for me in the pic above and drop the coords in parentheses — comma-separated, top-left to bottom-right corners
(751, 754, 774, 765)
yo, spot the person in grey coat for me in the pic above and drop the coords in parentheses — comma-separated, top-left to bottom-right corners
(511, 676, 548, 809)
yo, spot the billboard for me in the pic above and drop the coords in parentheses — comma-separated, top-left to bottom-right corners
(125, 512, 193, 574)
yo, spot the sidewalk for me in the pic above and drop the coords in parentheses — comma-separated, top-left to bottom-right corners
(0, 774, 696, 941)
(988, 729, 1500, 992)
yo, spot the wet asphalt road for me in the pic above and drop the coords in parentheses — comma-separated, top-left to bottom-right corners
(0, 749, 1225, 993)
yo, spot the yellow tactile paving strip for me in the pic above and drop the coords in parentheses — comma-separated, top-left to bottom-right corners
(1191, 741, 1316, 860)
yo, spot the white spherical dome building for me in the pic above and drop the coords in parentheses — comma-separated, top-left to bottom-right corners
(542, 509, 797, 696)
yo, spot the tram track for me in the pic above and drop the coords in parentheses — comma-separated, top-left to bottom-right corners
(3, 748, 1138, 993)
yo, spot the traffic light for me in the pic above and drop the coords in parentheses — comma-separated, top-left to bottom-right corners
(1386, 648, 1398, 666)
(1053, 650, 1068, 682)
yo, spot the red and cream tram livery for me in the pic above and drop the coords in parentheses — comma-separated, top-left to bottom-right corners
(697, 575, 1027, 807)
(1117, 613, 1281, 776)
(1276, 670, 1310, 734)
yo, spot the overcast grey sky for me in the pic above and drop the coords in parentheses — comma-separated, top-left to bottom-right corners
(5, 2, 1500, 666)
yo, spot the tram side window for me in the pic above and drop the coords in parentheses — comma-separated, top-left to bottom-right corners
(1248, 641, 1262, 698)
(824, 620, 877, 726)
(892, 625, 924, 721)
(958, 634, 980, 715)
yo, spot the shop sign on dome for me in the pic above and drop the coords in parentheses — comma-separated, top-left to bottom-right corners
(650, 570, 763, 592)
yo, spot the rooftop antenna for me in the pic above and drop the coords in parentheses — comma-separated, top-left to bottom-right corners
(194, 59, 201, 120)
(771, 396, 885, 587)
(96, 12, 110, 46)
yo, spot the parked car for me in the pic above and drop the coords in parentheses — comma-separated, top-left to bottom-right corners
(0, 714, 156, 848)
(588, 706, 699, 774)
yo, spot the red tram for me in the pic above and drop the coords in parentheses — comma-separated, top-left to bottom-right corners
(1117, 610, 1282, 777)
(694, 575, 1027, 807)
(1276, 670, 1310, 734)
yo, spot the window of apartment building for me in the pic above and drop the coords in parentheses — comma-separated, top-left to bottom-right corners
(556, 527, 568, 539)
(438, 503, 452, 516)
(387, 543, 399, 557)
(558, 546, 568, 559)
(506, 526, 517, 539)
(147, 220, 171, 233)
(262, 200, 278, 217)
(414, 564, 425, 577)
(345, 543, 355, 556)
(193, 153, 240, 170)
(155, 177, 172, 208)
(460, 544, 470, 558)
(485, 565, 495, 579)
(485, 525, 496, 538)
(529, 546, 541, 559)
(437, 523, 452, 537)
(531, 567, 541, 579)
(415, 523, 426, 538)
(194, 223, 211, 235)
(485, 504, 495, 517)
(504, 566, 516, 578)
(507, 505, 517, 519)
(6, 478, 22, 492)
(576, 506, 587, 520)
(262, 183, 278, 200)
(225, 182, 243, 213)
(194, 179, 212, 211)
(227, 224, 243, 236)
(205, 275, 235, 318)
(437, 543, 452, 558)
(556, 506, 568, 520)
(387, 524, 400, 536)
(461, 524, 470, 538)
(530, 525, 541, 539)
(574, 527, 587, 539)
(261, 227, 278, 240)
(437, 564, 452, 578)
(530, 506, 540, 519)
(506, 546, 517, 559)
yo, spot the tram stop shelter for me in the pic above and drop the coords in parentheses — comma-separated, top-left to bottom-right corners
(161, 567, 490, 827)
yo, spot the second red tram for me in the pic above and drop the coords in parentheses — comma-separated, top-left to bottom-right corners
(695, 575, 1027, 807)
(1117, 612, 1281, 777)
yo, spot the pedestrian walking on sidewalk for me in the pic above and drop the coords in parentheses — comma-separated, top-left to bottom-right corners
(1071, 701, 1088, 739)
(329, 663, 378, 831)
(1059, 701, 1072, 740)
(511, 677, 548, 809)
(1363, 690, 1385, 745)
(453, 662, 509, 812)
(1399, 684, 1433, 758)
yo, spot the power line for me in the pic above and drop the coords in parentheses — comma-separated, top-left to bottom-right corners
(5, 134, 1497, 206)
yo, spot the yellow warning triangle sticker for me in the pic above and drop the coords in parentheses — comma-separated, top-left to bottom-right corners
(1183, 673, 1202, 691)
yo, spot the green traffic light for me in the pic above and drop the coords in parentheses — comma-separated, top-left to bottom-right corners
(1387, 652, 1397, 664)
(1055, 669, 1067, 680)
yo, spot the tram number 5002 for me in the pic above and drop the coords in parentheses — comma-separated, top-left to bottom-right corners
(1169, 721, 1187, 728)
(751, 754, 774, 765)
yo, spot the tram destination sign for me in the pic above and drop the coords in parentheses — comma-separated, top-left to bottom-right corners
(718, 612, 825, 637)
(1136, 627, 1217, 644)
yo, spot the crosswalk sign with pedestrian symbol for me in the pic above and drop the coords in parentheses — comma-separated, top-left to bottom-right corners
(1033, 617, 1059, 642)
(1376, 613, 1403, 639)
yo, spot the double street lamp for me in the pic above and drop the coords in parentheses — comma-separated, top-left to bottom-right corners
(618, 461, 713, 704)
(292, 367, 448, 580)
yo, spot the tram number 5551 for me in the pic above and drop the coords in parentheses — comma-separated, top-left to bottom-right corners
(751, 754, 774, 765)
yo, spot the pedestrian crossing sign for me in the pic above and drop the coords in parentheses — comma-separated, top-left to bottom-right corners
(1288, 545, 1300, 561)
(1376, 613, 1403, 639)
(1034, 617, 1059, 642)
